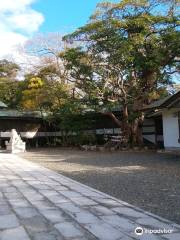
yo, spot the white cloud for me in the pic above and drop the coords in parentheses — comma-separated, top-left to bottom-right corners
(7, 9, 44, 33)
(0, 0, 34, 12)
(0, 0, 44, 60)
(0, 32, 27, 57)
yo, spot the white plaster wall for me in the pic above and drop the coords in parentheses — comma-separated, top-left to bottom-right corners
(163, 109, 180, 149)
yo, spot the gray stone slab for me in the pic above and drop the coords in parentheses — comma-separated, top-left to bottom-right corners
(94, 198, 123, 207)
(0, 197, 6, 203)
(54, 186, 69, 191)
(4, 192, 23, 199)
(84, 222, 124, 240)
(8, 199, 30, 208)
(135, 233, 162, 240)
(14, 207, 39, 219)
(90, 205, 114, 216)
(32, 231, 64, 240)
(101, 215, 138, 232)
(119, 236, 134, 240)
(46, 194, 70, 204)
(0, 226, 30, 240)
(0, 214, 20, 230)
(136, 217, 174, 229)
(23, 215, 51, 233)
(3, 187, 17, 193)
(32, 184, 51, 190)
(57, 202, 82, 214)
(71, 197, 98, 206)
(31, 200, 55, 210)
(77, 189, 105, 198)
(0, 204, 12, 215)
(112, 207, 147, 219)
(39, 189, 58, 196)
(162, 232, 180, 239)
(25, 194, 45, 201)
(72, 211, 100, 224)
(55, 222, 84, 238)
(21, 190, 38, 196)
(60, 190, 83, 198)
(40, 209, 68, 223)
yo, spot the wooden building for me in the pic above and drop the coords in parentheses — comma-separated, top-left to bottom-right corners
(0, 101, 43, 148)
(144, 91, 180, 150)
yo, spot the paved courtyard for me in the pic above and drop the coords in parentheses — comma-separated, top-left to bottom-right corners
(0, 154, 180, 240)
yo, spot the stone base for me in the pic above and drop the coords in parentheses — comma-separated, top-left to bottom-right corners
(98, 146, 105, 152)
(165, 147, 180, 151)
(90, 146, 96, 151)
(6, 143, 26, 154)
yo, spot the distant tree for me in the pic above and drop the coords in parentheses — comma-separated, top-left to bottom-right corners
(21, 76, 44, 110)
(0, 59, 20, 80)
(24, 33, 74, 84)
(0, 60, 22, 108)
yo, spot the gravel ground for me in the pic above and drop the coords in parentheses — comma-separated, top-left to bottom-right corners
(20, 148, 180, 224)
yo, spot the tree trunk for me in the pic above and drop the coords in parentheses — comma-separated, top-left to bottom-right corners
(102, 105, 131, 145)
(102, 104, 144, 147)
(137, 113, 144, 146)
(121, 104, 130, 140)
(130, 118, 144, 147)
(131, 119, 138, 147)
(102, 112, 122, 128)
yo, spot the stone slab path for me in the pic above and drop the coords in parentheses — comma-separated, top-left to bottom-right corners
(0, 154, 180, 240)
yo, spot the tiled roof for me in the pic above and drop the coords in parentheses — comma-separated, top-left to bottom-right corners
(0, 110, 45, 119)
(143, 91, 180, 110)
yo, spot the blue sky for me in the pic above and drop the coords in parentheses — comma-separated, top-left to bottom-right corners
(0, 0, 109, 58)
(33, 0, 105, 34)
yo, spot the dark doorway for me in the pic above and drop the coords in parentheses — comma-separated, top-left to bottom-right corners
(155, 116, 164, 148)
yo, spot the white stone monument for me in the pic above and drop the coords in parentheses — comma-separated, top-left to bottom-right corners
(5, 129, 26, 153)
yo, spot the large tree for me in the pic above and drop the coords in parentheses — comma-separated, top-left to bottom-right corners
(63, 0, 180, 146)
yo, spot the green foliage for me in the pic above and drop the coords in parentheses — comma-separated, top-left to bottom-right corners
(20, 73, 71, 111)
(54, 100, 94, 132)
(21, 76, 44, 110)
(64, 0, 179, 106)
(0, 80, 23, 108)
(51, 101, 96, 146)
(63, 0, 180, 145)
(0, 59, 20, 80)
(0, 60, 22, 108)
(27, 77, 43, 89)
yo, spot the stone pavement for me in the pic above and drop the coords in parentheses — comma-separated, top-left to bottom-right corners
(0, 154, 180, 240)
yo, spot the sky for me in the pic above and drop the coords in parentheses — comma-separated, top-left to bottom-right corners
(33, 0, 104, 33)
(0, 0, 108, 60)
